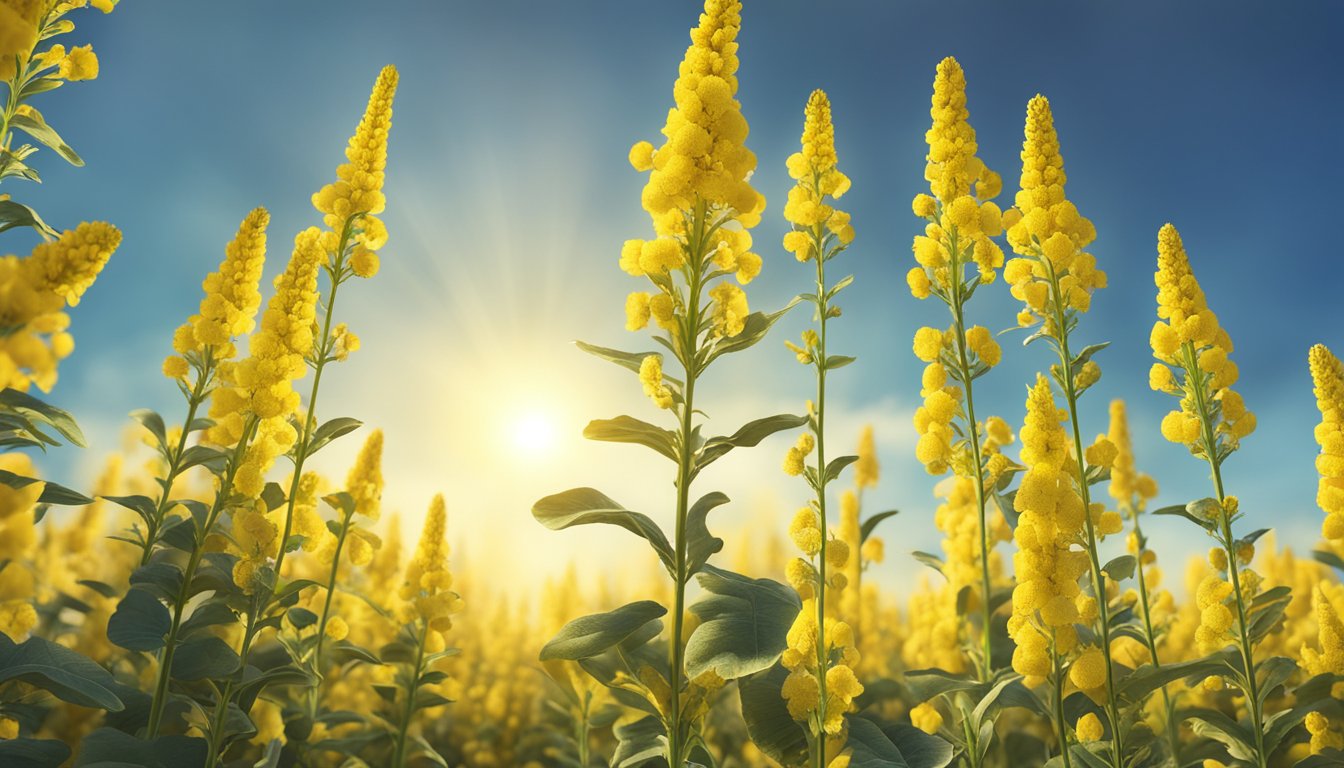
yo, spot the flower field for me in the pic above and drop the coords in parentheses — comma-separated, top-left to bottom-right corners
(0, 1, 1340, 767)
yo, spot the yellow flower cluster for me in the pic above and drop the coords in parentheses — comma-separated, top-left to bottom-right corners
(1107, 400, 1158, 513)
(1003, 96, 1103, 331)
(911, 326, 956, 473)
(0, 0, 44, 79)
(165, 208, 270, 376)
(1150, 224, 1254, 454)
(781, 89, 853, 260)
(1310, 344, 1344, 543)
(208, 229, 325, 498)
(854, 426, 878, 490)
(935, 475, 1010, 610)
(0, 221, 120, 391)
(627, 0, 763, 237)
(1008, 376, 1089, 685)
(902, 574, 965, 674)
(908, 57, 1005, 299)
(638, 354, 673, 409)
(312, 65, 398, 277)
(0, 454, 41, 638)
(782, 432, 815, 477)
(1302, 584, 1344, 752)
(338, 429, 386, 570)
(1193, 522, 1259, 653)
(399, 494, 463, 647)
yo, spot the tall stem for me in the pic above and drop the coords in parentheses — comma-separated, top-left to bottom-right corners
(1183, 343, 1267, 768)
(1051, 629, 1074, 768)
(1128, 512, 1180, 764)
(141, 364, 212, 566)
(946, 224, 995, 681)
(146, 414, 256, 736)
(1043, 261, 1124, 767)
(667, 198, 707, 767)
(811, 217, 830, 768)
(391, 619, 430, 768)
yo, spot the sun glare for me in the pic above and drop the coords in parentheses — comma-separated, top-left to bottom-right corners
(510, 409, 558, 456)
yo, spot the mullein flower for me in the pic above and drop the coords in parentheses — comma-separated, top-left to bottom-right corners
(1008, 376, 1088, 682)
(165, 208, 269, 376)
(399, 494, 462, 639)
(312, 64, 398, 268)
(1151, 224, 1254, 455)
(209, 229, 324, 505)
(775, 89, 863, 766)
(1309, 344, 1344, 544)
(0, 222, 120, 391)
(1149, 223, 1274, 766)
(1003, 96, 1104, 333)
(907, 58, 1011, 685)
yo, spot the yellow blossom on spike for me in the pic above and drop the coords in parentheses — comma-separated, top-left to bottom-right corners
(312, 65, 398, 246)
(58, 44, 97, 80)
(783, 90, 853, 250)
(910, 701, 942, 734)
(630, 0, 762, 237)
(1075, 713, 1103, 742)
(207, 228, 324, 496)
(638, 354, 674, 409)
(854, 425, 879, 489)
(399, 494, 463, 637)
(1151, 224, 1254, 455)
(25, 222, 120, 307)
(169, 208, 269, 367)
(1310, 345, 1344, 543)
(346, 429, 384, 521)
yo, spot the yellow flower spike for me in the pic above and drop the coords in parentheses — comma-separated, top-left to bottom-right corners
(632, 0, 762, 236)
(1309, 344, 1344, 543)
(207, 228, 324, 495)
(346, 429, 384, 521)
(638, 354, 674, 410)
(25, 221, 121, 307)
(312, 65, 398, 237)
(854, 425, 879, 489)
(170, 208, 269, 369)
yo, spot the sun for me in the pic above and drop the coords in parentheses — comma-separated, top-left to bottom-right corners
(509, 408, 559, 457)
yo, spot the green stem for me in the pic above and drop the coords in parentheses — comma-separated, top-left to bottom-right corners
(306, 505, 356, 723)
(1051, 629, 1074, 768)
(1127, 511, 1180, 764)
(1182, 342, 1268, 768)
(945, 223, 996, 681)
(1043, 260, 1124, 768)
(391, 619, 430, 768)
(811, 215, 830, 768)
(145, 414, 256, 736)
(667, 197, 708, 768)
(140, 361, 212, 566)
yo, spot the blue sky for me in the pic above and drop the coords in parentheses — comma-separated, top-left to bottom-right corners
(18, 1, 1344, 593)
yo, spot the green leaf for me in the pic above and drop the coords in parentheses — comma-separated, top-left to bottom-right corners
(129, 562, 184, 602)
(0, 634, 123, 711)
(575, 340, 677, 381)
(825, 355, 857, 370)
(1184, 709, 1256, 762)
(971, 676, 1049, 722)
(0, 470, 92, 506)
(9, 113, 82, 166)
(1151, 500, 1217, 530)
(107, 588, 171, 652)
(697, 413, 808, 471)
(0, 739, 70, 768)
(903, 668, 979, 702)
(684, 565, 801, 680)
(1069, 342, 1109, 374)
(824, 454, 859, 485)
(540, 601, 668, 661)
(0, 199, 56, 237)
(71, 727, 208, 768)
(911, 551, 946, 578)
(739, 664, 809, 766)
(1257, 656, 1297, 707)
(169, 636, 240, 680)
(286, 607, 319, 629)
(532, 487, 675, 575)
(847, 717, 955, 768)
(305, 417, 362, 456)
(611, 716, 666, 768)
(685, 491, 728, 579)
(1313, 548, 1344, 572)
(103, 495, 158, 527)
(701, 298, 801, 367)
(1102, 554, 1136, 582)
(861, 509, 900, 543)
(583, 415, 678, 461)
(0, 388, 85, 446)
(1118, 653, 1231, 703)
